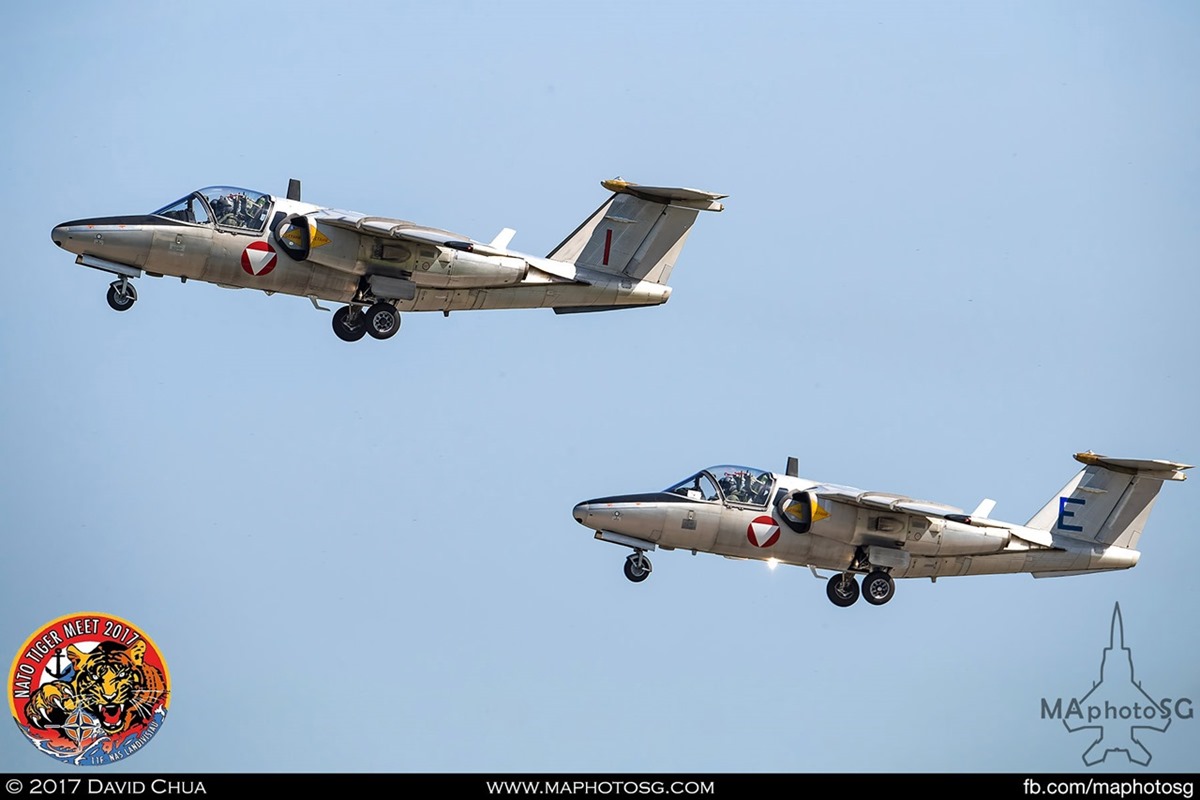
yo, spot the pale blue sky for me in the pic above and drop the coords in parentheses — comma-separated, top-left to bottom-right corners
(2, 1, 1197, 773)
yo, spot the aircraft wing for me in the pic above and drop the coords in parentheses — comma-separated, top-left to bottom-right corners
(313, 210, 512, 257)
(811, 483, 1054, 546)
(813, 484, 965, 517)
(311, 209, 582, 283)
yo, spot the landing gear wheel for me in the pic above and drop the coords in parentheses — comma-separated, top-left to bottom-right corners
(365, 302, 401, 340)
(623, 552, 652, 583)
(862, 571, 895, 606)
(826, 573, 860, 607)
(332, 305, 367, 342)
(106, 281, 137, 312)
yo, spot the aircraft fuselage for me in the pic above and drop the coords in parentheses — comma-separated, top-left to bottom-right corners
(50, 184, 680, 331)
(572, 463, 1146, 605)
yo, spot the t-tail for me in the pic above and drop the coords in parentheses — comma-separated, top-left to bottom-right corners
(547, 178, 725, 288)
(1026, 451, 1192, 550)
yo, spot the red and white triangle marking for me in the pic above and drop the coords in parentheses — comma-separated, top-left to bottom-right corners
(746, 515, 780, 548)
(241, 241, 278, 276)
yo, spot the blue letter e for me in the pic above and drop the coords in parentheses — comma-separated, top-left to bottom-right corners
(1057, 497, 1085, 532)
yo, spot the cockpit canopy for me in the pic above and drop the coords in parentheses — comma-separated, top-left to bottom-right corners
(665, 465, 775, 506)
(152, 187, 272, 232)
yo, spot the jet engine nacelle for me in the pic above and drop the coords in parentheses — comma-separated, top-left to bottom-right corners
(906, 518, 1010, 556)
(420, 249, 528, 288)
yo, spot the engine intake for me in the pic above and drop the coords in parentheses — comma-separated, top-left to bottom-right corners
(777, 490, 815, 534)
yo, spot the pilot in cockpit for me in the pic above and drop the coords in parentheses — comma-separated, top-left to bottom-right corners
(719, 475, 742, 502)
(248, 196, 269, 229)
(210, 194, 232, 222)
(749, 474, 772, 505)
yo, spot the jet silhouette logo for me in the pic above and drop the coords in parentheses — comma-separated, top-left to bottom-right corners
(1040, 603, 1193, 767)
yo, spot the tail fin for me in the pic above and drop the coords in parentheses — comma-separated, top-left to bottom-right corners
(1026, 452, 1191, 549)
(547, 178, 725, 285)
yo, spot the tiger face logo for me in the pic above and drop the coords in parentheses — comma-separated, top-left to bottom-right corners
(8, 613, 170, 766)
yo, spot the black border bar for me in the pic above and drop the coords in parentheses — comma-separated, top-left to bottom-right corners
(3, 774, 1196, 798)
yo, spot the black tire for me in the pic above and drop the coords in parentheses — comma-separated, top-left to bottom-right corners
(106, 282, 137, 312)
(365, 302, 401, 340)
(332, 306, 366, 342)
(623, 554, 652, 583)
(862, 571, 895, 606)
(826, 573, 859, 607)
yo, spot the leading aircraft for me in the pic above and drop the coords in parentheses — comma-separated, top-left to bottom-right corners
(50, 178, 725, 341)
(571, 452, 1191, 606)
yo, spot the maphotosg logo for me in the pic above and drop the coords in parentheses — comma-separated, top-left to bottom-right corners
(1039, 603, 1193, 767)
(8, 612, 170, 766)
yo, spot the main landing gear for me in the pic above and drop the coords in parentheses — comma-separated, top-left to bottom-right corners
(826, 573, 859, 607)
(861, 570, 896, 606)
(106, 278, 137, 312)
(364, 302, 401, 339)
(825, 570, 895, 607)
(623, 550, 653, 583)
(332, 305, 366, 342)
(332, 302, 402, 342)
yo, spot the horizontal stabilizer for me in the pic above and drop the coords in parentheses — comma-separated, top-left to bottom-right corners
(1073, 451, 1193, 481)
(600, 179, 727, 211)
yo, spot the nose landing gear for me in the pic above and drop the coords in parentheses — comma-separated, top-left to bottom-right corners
(106, 279, 137, 312)
(623, 551, 653, 583)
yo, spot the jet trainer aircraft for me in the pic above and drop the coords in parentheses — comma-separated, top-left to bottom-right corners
(50, 178, 725, 341)
(572, 452, 1190, 606)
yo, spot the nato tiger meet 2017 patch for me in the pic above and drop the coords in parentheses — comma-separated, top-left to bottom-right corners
(8, 612, 170, 766)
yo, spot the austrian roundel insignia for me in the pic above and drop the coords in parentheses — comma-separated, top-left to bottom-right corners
(240, 241, 278, 276)
(8, 612, 170, 766)
(746, 515, 781, 548)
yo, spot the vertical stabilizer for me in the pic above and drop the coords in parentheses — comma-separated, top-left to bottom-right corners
(546, 179, 725, 285)
(1025, 452, 1190, 549)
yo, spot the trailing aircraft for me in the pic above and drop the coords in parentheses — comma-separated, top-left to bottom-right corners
(571, 452, 1191, 606)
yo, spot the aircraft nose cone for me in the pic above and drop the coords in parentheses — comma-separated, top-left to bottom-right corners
(572, 502, 589, 525)
(51, 223, 69, 249)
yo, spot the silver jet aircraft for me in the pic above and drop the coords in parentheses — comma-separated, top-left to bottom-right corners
(572, 452, 1190, 606)
(50, 178, 725, 341)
